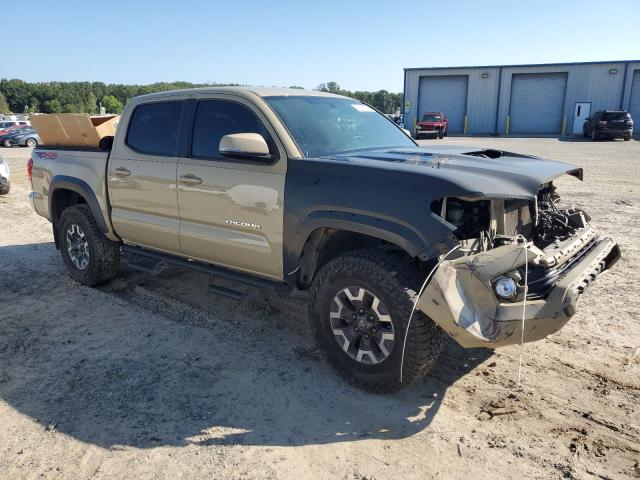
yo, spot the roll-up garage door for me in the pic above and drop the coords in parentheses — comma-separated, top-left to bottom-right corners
(628, 71, 640, 132)
(509, 73, 567, 134)
(418, 75, 468, 133)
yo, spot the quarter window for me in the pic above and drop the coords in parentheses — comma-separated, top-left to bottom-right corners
(191, 100, 275, 160)
(126, 101, 183, 156)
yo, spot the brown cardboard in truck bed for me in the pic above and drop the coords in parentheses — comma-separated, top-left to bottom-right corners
(30, 114, 120, 148)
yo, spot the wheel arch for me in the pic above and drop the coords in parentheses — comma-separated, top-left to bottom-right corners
(49, 176, 108, 234)
(289, 211, 429, 289)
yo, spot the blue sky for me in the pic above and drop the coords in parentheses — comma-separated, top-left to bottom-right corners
(6, 0, 639, 92)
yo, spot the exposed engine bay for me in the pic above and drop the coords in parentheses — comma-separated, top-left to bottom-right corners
(431, 181, 590, 251)
(430, 179, 605, 301)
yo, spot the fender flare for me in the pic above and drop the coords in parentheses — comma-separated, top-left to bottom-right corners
(286, 209, 433, 286)
(49, 175, 108, 233)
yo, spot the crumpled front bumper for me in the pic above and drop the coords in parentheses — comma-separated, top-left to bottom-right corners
(416, 236, 620, 348)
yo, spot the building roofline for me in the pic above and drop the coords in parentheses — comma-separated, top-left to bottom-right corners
(404, 59, 640, 71)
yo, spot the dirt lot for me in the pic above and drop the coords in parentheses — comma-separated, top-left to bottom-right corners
(0, 137, 638, 479)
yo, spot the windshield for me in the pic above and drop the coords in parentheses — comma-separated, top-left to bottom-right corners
(264, 96, 415, 157)
(422, 114, 442, 122)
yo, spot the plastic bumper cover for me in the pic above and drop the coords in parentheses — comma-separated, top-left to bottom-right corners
(416, 237, 620, 348)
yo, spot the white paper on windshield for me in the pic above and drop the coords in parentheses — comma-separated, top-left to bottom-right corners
(351, 104, 374, 112)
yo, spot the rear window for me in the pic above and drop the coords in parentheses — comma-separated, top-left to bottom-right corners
(603, 112, 631, 121)
(126, 101, 183, 156)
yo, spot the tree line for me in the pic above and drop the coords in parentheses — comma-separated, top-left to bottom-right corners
(0, 78, 402, 116)
(316, 81, 402, 114)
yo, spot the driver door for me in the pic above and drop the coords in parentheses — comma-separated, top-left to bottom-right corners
(176, 95, 287, 280)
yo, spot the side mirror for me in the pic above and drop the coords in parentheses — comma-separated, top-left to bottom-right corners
(219, 133, 271, 160)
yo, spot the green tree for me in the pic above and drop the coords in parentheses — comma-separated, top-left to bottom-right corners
(85, 92, 97, 114)
(42, 99, 63, 113)
(0, 92, 9, 113)
(101, 95, 123, 114)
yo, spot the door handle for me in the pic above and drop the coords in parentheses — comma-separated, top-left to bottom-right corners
(113, 167, 131, 177)
(180, 174, 203, 185)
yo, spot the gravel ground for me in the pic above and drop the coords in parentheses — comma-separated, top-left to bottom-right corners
(0, 137, 638, 479)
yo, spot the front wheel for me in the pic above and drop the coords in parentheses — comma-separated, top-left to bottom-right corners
(591, 129, 598, 141)
(624, 134, 631, 141)
(58, 205, 120, 286)
(309, 249, 444, 393)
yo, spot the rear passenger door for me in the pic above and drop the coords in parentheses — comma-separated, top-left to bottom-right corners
(108, 99, 184, 253)
(177, 95, 286, 280)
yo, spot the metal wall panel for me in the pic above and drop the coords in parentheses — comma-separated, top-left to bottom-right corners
(628, 71, 640, 126)
(405, 61, 639, 136)
(509, 73, 567, 133)
(418, 75, 468, 133)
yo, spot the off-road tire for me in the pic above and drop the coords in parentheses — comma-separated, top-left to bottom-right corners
(309, 249, 444, 393)
(58, 204, 120, 286)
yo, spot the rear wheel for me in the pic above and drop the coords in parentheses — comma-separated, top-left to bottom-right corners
(624, 134, 631, 141)
(58, 205, 120, 286)
(309, 249, 444, 393)
(25, 137, 37, 148)
(3, 139, 11, 147)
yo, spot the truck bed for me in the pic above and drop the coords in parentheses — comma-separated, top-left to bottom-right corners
(30, 147, 113, 234)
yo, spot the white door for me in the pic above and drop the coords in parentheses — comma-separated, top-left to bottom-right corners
(572, 102, 591, 134)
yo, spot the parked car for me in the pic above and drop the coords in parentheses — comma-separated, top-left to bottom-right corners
(29, 87, 619, 393)
(0, 152, 10, 194)
(0, 126, 22, 145)
(2, 126, 40, 147)
(0, 120, 30, 133)
(415, 112, 448, 139)
(583, 111, 633, 141)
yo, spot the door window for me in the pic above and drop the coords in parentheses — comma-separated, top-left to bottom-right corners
(191, 100, 276, 160)
(126, 101, 183, 156)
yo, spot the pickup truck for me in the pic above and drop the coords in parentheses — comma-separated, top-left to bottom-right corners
(29, 87, 620, 393)
(415, 111, 448, 139)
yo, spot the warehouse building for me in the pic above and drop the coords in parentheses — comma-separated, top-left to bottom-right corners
(403, 60, 640, 136)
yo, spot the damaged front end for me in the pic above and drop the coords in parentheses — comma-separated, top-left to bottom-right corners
(417, 179, 621, 348)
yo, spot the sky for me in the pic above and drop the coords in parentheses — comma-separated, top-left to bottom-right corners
(5, 0, 639, 92)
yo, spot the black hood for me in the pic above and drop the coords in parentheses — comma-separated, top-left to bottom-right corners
(327, 146, 583, 200)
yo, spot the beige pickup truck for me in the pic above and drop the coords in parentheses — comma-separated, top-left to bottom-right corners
(29, 87, 620, 392)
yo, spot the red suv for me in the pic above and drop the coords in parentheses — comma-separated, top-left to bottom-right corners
(415, 112, 448, 139)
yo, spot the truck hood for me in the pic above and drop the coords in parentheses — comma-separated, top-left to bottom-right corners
(328, 145, 583, 200)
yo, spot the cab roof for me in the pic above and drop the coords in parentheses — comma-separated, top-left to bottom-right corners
(136, 86, 347, 101)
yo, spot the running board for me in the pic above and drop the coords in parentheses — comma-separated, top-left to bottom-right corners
(120, 245, 292, 294)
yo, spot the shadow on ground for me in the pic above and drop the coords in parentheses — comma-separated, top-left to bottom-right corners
(0, 243, 492, 449)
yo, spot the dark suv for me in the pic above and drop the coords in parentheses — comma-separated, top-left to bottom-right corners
(583, 111, 633, 141)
